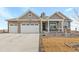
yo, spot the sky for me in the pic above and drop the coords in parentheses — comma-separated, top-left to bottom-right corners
(0, 7, 79, 31)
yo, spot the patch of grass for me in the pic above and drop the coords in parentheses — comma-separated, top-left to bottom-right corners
(41, 36, 79, 52)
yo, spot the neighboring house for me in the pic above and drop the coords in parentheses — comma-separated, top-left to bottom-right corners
(0, 29, 8, 33)
(7, 10, 72, 33)
(0, 29, 4, 33)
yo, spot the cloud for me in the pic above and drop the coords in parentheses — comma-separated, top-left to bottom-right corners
(0, 7, 14, 19)
(65, 8, 73, 12)
(0, 7, 14, 29)
(64, 8, 79, 31)
(71, 20, 79, 30)
(20, 7, 30, 12)
(70, 17, 79, 31)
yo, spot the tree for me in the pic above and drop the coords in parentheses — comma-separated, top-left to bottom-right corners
(72, 8, 79, 31)
(73, 8, 79, 20)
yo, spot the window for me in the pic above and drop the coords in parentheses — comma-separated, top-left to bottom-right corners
(22, 24, 26, 25)
(27, 24, 29, 25)
(31, 24, 34, 25)
(28, 11, 32, 16)
(29, 14, 31, 16)
(35, 24, 38, 25)
(64, 26, 67, 29)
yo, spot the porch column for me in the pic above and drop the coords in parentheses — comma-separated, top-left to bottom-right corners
(61, 21, 64, 32)
(48, 20, 49, 33)
(58, 21, 60, 32)
(8, 22, 9, 33)
(18, 22, 20, 33)
(41, 21, 42, 33)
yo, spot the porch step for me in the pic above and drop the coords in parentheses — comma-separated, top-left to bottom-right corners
(43, 32, 65, 36)
(42, 32, 79, 37)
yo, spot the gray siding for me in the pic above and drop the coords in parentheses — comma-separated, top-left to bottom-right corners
(19, 11, 40, 19)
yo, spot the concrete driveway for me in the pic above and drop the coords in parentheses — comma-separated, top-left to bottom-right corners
(0, 33, 39, 52)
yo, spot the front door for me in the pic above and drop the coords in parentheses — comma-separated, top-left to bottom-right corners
(42, 22, 47, 31)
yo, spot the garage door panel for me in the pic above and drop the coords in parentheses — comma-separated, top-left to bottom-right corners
(21, 27, 28, 33)
(9, 26, 18, 33)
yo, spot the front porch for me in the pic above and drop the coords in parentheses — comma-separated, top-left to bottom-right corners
(41, 21, 64, 33)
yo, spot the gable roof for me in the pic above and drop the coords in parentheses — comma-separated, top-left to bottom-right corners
(7, 10, 40, 21)
(49, 13, 63, 19)
(48, 12, 71, 21)
(18, 10, 40, 19)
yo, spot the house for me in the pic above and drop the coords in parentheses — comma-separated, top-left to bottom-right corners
(7, 10, 72, 33)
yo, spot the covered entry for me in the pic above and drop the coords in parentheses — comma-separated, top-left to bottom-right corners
(42, 21, 48, 32)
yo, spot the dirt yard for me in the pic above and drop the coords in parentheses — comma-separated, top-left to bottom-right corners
(0, 33, 39, 52)
(41, 36, 79, 52)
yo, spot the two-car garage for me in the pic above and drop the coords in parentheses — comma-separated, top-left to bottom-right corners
(20, 23, 39, 33)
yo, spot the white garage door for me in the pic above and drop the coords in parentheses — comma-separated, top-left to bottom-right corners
(21, 23, 39, 33)
(9, 26, 18, 33)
